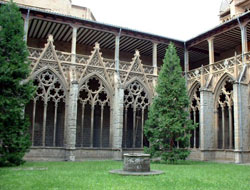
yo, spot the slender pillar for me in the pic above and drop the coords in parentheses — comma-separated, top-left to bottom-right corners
(152, 42, 158, 89)
(193, 110, 197, 148)
(152, 42, 158, 74)
(141, 109, 145, 148)
(65, 81, 78, 161)
(214, 109, 219, 149)
(53, 103, 58, 146)
(229, 106, 233, 149)
(207, 37, 214, 73)
(233, 82, 248, 163)
(100, 106, 104, 147)
(81, 104, 85, 147)
(71, 26, 78, 63)
(221, 106, 225, 149)
(23, 10, 30, 42)
(240, 23, 248, 54)
(31, 100, 36, 146)
(200, 88, 214, 160)
(132, 109, 136, 148)
(124, 108, 128, 148)
(112, 33, 124, 160)
(90, 104, 94, 148)
(42, 102, 48, 147)
(184, 48, 189, 73)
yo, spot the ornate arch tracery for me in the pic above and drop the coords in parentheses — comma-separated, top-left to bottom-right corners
(76, 75, 111, 148)
(26, 69, 66, 147)
(215, 76, 234, 149)
(189, 83, 200, 148)
(123, 80, 150, 148)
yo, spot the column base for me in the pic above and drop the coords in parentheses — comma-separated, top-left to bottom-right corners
(65, 148, 76, 161)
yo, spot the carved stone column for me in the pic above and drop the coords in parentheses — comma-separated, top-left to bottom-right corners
(233, 82, 248, 163)
(199, 88, 214, 160)
(65, 80, 78, 161)
(112, 33, 124, 160)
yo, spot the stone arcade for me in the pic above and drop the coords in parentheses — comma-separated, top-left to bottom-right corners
(1, 0, 250, 163)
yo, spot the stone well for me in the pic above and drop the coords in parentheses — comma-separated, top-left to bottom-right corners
(123, 153, 150, 172)
(109, 153, 164, 176)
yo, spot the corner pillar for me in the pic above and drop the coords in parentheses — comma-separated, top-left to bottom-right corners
(65, 81, 79, 161)
(112, 33, 124, 160)
(199, 88, 215, 160)
(233, 82, 248, 163)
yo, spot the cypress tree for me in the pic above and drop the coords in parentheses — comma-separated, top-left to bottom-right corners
(0, 1, 35, 166)
(144, 42, 196, 163)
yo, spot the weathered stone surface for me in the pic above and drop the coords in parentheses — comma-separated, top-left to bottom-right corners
(123, 153, 150, 172)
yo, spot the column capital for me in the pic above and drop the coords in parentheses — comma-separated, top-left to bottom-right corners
(69, 24, 79, 29)
(152, 41, 158, 46)
(207, 37, 215, 42)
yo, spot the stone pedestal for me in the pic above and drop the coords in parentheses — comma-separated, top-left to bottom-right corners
(123, 153, 150, 172)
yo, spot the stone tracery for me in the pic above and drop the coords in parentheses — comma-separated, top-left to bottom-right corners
(189, 83, 200, 148)
(123, 81, 150, 148)
(215, 77, 234, 149)
(26, 70, 66, 147)
(76, 76, 111, 148)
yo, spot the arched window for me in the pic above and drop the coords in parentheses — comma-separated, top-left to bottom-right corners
(76, 77, 111, 148)
(25, 70, 66, 147)
(189, 84, 200, 148)
(215, 77, 234, 149)
(123, 81, 150, 148)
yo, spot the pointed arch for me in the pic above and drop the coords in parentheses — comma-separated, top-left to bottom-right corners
(31, 66, 68, 92)
(188, 80, 201, 98)
(77, 72, 112, 148)
(79, 72, 113, 99)
(124, 76, 152, 103)
(30, 35, 68, 88)
(214, 72, 235, 150)
(214, 72, 234, 107)
(26, 66, 67, 147)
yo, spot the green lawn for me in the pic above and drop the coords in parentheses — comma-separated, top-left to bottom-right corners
(0, 161, 249, 190)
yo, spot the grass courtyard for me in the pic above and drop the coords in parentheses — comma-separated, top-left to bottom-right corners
(0, 161, 250, 190)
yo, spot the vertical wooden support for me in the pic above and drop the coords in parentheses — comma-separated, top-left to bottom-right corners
(71, 26, 77, 63)
(152, 42, 158, 88)
(184, 47, 189, 83)
(240, 23, 248, 55)
(207, 37, 214, 73)
(23, 10, 30, 42)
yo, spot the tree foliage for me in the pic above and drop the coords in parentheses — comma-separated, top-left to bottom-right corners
(0, 1, 35, 166)
(144, 43, 196, 163)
